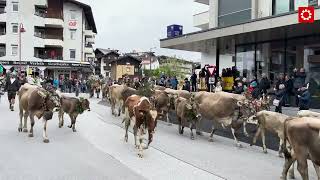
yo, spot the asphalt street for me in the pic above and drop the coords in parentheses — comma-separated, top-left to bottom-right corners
(0, 93, 318, 180)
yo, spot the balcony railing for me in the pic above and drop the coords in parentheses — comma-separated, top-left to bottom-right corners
(35, 10, 47, 18)
(34, 32, 63, 40)
(35, 54, 63, 60)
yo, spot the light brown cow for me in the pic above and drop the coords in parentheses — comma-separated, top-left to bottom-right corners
(58, 96, 91, 132)
(175, 97, 198, 140)
(281, 117, 320, 180)
(298, 110, 320, 118)
(194, 91, 252, 147)
(18, 84, 60, 143)
(123, 95, 157, 158)
(109, 84, 126, 116)
(249, 110, 289, 156)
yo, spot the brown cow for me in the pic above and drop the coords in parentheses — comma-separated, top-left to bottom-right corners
(249, 110, 289, 156)
(121, 86, 137, 113)
(150, 90, 171, 125)
(123, 95, 157, 158)
(281, 117, 320, 180)
(58, 96, 90, 132)
(175, 97, 198, 140)
(194, 91, 252, 147)
(18, 84, 60, 143)
(109, 84, 126, 116)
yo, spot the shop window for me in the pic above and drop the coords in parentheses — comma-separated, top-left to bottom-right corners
(70, 49, 76, 59)
(11, 45, 18, 56)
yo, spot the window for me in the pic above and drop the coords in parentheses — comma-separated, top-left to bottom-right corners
(70, 10, 76, 19)
(70, 29, 76, 40)
(12, 23, 18, 33)
(0, 45, 5, 57)
(11, 45, 18, 56)
(218, 0, 252, 27)
(12, 2, 18, 12)
(70, 49, 76, 59)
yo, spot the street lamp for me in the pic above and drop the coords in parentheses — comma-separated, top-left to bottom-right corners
(149, 47, 156, 71)
(19, 23, 26, 73)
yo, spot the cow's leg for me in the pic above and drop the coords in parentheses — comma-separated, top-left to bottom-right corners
(231, 127, 242, 148)
(313, 163, 320, 180)
(58, 110, 64, 128)
(243, 121, 249, 137)
(208, 123, 216, 142)
(297, 157, 309, 180)
(133, 125, 138, 148)
(278, 138, 284, 158)
(22, 111, 29, 133)
(289, 161, 295, 179)
(178, 117, 183, 135)
(251, 126, 261, 146)
(280, 157, 295, 180)
(28, 114, 35, 138)
(196, 115, 203, 136)
(42, 120, 49, 143)
(261, 128, 268, 153)
(111, 101, 115, 116)
(18, 109, 23, 132)
(72, 116, 77, 132)
(124, 117, 130, 142)
(189, 123, 195, 140)
(137, 128, 144, 158)
(166, 111, 172, 126)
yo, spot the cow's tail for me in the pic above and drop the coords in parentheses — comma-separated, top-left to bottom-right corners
(122, 107, 130, 124)
(282, 117, 293, 159)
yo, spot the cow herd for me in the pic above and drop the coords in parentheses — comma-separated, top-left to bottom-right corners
(105, 84, 320, 180)
(17, 83, 91, 143)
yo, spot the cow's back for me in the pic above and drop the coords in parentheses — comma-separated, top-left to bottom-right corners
(122, 87, 137, 102)
(19, 84, 38, 111)
(61, 97, 78, 113)
(110, 84, 125, 102)
(257, 110, 289, 134)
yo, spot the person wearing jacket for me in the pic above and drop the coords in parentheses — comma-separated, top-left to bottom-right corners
(274, 84, 286, 113)
(284, 75, 294, 107)
(298, 86, 311, 110)
(182, 78, 191, 92)
(5, 72, 21, 111)
(234, 81, 244, 94)
(293, 68, 307, 106)
(190, 71, 197, 92)
(171, 76, 178, 90)
(259, 73, 270, 95)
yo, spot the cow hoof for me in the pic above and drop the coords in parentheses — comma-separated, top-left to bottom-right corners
(43, 139, 50, 143)
(23, 129, 28, 133)
(196, 131, 203, 136)
(124, 137, 128, 142)
(191, 136, 195, 140)
(138, 153, 143, 158)
(18, 128, 22, 132)
(263, 150, 268, 154)
(28, 134, 34, 137)
(167, 123, 172, 126)
(68, 125, 72, 128)
(72, 129, 77, 132)
(179, 130, 184, 135)
(208, 138, 214, 142)
(135, 145, 139, 149)
(237, 144, 243, 148)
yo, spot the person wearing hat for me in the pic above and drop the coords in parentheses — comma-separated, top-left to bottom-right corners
(249, 81, 260, 99)
(182, 78, 191, 92)
(4, 72, 20, 111)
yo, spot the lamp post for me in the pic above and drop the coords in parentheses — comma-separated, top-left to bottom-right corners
(19, 23, 26, 73)
(149, 47, 156, 71)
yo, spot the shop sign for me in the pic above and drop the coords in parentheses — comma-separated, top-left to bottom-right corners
(298, 6, 314, 23)
(0, 60, 91, 68)
(68, 20, 77, 29)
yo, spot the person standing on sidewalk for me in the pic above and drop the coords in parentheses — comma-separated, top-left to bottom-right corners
(5, 72, 20, 111)
(274, 84, 286, 113)
(190, 71, 197, 92)
(293, 68, 307, 106)
(298, 86, 311, 110)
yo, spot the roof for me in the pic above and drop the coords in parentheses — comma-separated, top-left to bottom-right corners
(66, 0, 97, 33)
(95, 48, 120, 56)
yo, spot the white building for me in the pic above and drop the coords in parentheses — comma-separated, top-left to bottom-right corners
(0, 0, 97, 79)
(161, 0, 320, 108)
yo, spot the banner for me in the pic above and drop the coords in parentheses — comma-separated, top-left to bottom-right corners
(0, 60, 91, 68)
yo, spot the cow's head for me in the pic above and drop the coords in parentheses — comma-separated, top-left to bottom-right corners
(38, 89, 61, 112)
(80, 98, 91, 112)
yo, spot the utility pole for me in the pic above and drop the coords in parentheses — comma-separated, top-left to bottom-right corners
(19, 23, 26, 74)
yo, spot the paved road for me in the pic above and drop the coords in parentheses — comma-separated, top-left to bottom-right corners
(0, 93, 318, 180)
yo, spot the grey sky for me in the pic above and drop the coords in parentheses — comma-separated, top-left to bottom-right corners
(79, 0, 207, 61)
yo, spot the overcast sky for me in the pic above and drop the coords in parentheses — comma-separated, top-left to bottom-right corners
(79, 0, 207, 61)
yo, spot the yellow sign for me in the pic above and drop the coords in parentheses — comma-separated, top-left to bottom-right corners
(27, 68, 33, 75)
(222, 77, 234, 91)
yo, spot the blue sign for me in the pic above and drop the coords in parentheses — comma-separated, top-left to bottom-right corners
(167, 24, 183, 38)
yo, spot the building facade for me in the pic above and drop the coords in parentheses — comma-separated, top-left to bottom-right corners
(126, 51, 159, 71)
(0, 0, 96, 79)
(110, 55, 141, 81)
(95, 48, 120, 78)
(161, 0, 320, 108)
(158, 55, 195, 79)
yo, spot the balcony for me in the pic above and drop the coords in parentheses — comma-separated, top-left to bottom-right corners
(45, 18, 64, 28)
(86, 37, 95, 44)
(34, 27, 63, 47)
(85, 29, 94, 37)
(35, 0, 47, 7)
(85, 47, 94, 54)
(193, 11, 209, 29)
(194, 0, 209, 5)
(34, 47, 63, 60)
(0, 7, 6, 22)
(0, 0, 6, 6)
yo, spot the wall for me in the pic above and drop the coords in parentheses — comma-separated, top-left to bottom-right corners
(63, 2, 83, 62)
(256, 0, 272, 18)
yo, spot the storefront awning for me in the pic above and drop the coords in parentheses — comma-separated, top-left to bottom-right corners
(160, 8, 320, 52)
